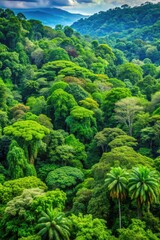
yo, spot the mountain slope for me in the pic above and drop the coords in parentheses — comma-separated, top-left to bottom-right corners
(72, 2, 160, 39)
(13, 7, 87, 27)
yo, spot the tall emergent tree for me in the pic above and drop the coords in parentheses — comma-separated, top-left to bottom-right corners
(36, 207, 71, 240)
(128, 166, 159, 218)
(4, 120, 50, 165)
(114, 97, 143, 136)
(105, 167, 128, 229)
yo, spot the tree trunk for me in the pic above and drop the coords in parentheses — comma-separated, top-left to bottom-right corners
(29, 154, 35, 165)
(118, 198, 122, 229)
(28, 145, 35, 165)
(137, 203, 142, 219)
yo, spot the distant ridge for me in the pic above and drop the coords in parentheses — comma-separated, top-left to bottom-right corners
(12, 7, 88, 27)
(72, 2, 160, 39)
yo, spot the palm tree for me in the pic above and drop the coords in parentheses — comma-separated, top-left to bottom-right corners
(36, 207, 71, 240)
(105, 167, 128, 229)
(128, 166, 159, 218)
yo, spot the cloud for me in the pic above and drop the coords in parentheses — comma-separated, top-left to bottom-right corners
(0, 0, 76, 8)
(0, 0, 159, 12)
(76, 0, 94, 3)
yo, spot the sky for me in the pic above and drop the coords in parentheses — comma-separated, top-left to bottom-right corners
(0, 0, 159, 14)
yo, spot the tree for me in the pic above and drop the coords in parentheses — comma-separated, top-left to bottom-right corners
(103, 87, 131, 123)
(9, 103, 30, 121)
(114, 97, 144, 136)
(105, 167, 128, 229)
(1, 189, 66, 239)
(0, 110, 8, 128)
(94, 127, 127, 153)
(0, 78, 7, 110)
(118, 218, 159, 240)
(118, 63, 143, 85)
(64, 26, 74, 37)
(47, 89, 77, 129)
(46, 166, 84, 190)
(22, 80, 39, 101)
(0, 176, 47, 204)
(7, 140, 35, 179)
(93, 146, 153, 181)
(45, 48, 69, 62)
(31, 47, 44, 67)
(150, 91, 160, 112)
(17, 12, 26, 20)
(65, 83, 90, 102)
(26, 96, 47, 115)
(70, 214, 112, 240)
(4, 120, 50, 164)
(36, 207, 71, 240)
(137, 75, 159, 100)
(108, 135, 137, 149)
(66, 106, 97, 143)
(128, 166, 159, 218)
(95, 44, 115, 60)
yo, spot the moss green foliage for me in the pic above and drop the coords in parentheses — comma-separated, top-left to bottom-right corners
(66, 106, 97, 142)
(0, 176, 47, 204)
(19, 236, 41, 240)
(103, 88, 131, 123)
(46, 166, 84, 190)
(0, 188, 66, 239)
(32, 189, 66, 212)
(0, 7, 159, 239)
(100, 146, 153, 169)
(70, 214, 112, 240)
(118, 219, 159, 240)
(47, 88, 77, 129)
(4, 120, 50, 164)
(7, 140, 36, 179)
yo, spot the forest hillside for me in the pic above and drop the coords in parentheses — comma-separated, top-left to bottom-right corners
(72, 2, 160, 39)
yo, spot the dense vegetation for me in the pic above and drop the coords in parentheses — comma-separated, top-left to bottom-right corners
(0, 6, 160, 240)
(72, 2, 160, 64)
(72, 2, 160, 38)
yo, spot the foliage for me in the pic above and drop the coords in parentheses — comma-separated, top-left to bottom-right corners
(0, 176, 47, 204)
(32, 189, 66, 212)
(114, 97, 144, 136)
(46, 166, 84, 190)
(0, 188, 66, 239)
(36, 207, 71, 240)
(66, 106, 97, 142)
(47, 88, 77, 129)
(0, 8, 159, 239)
(7, 140, 35, 179)
(103, 87, 131, 123)
(118, 218, 159, 240)
(128, 166, 159, 217)
(93, 146, 154, 181)
(105, 167, 128, 228)
(4, 120, 50, 164)
(70, 214, 112, 240)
